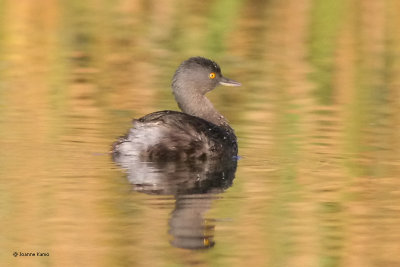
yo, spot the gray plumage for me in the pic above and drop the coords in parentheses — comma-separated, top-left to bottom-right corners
(112, 57, 241, 161)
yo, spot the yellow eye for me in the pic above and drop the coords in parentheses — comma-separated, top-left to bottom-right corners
(209, 72, 216, 79)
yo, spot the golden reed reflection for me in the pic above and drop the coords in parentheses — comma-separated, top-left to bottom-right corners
(0, 0, 399, 266)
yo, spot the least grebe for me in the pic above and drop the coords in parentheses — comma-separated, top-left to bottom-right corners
(112, 57, 241, 161)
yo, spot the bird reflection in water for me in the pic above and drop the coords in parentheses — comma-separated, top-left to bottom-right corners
(112, 57, 240, 249)
(112, 153, 237, 250)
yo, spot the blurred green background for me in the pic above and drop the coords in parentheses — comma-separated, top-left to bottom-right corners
(0, 1, 399, 266)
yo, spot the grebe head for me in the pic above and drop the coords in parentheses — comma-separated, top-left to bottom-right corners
(172, 57, 241, 97)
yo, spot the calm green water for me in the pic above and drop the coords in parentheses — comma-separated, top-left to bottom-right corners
(1, 1, 400, 266)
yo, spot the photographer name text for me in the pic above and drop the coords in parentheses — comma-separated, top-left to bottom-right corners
(13, 251, 50, 257)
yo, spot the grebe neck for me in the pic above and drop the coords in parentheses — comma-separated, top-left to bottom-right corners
(174, 91, 230, 128)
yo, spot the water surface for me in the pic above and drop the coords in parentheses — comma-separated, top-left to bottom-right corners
(1, 1, 400, 266)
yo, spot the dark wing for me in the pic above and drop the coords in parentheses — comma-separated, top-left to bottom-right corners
(113, 110, 237, 161)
